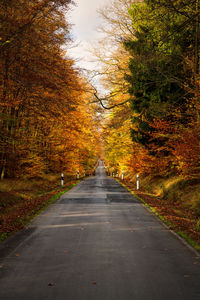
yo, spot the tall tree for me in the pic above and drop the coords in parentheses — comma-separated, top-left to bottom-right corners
(0, 0, 100, 179)
(124, 1, 195, 150)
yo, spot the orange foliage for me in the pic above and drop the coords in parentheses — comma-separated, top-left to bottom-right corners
(172, 120, 200, 177)
(0, 0, 100, 179)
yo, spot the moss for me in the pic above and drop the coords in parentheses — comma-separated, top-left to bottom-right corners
(0, 232, 9, 241)
(176, 231, 200, 252)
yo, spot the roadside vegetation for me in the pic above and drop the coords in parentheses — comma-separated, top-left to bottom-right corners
(0, 174, 84, 241)
(116, 176, 200, 251)
(96, 0, 200, 249)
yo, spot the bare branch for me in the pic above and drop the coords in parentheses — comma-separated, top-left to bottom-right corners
(92, 88, 129, 110)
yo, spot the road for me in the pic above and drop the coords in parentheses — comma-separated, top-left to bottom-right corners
(0, 162, 200, 300)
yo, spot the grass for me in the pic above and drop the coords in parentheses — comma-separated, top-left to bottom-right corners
(141, 175, 200, 208)
(176, 231, 200, 252)
(0, 174, 81, 242)
(116, 178, 200, 253)
(13, 182, 78, 227)
(118, 179, 172, 226)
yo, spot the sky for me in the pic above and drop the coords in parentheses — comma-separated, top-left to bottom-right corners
(67, 0, 109, 72)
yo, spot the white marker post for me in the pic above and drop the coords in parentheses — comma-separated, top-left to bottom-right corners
(77, 170, 79, 179)
(121, 171, 124, 180)
(136, 174, 139, 190)
(61, 173, 64, 186)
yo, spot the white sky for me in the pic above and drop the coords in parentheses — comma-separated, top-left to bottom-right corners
(67, 0, 109, 71)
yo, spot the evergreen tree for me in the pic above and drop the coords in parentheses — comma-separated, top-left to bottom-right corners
(124, 1, 195, 152)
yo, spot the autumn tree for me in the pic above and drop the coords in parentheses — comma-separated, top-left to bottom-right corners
(95, 0, 200, 180)
(91, 0, 135, 175)
(123, 0, 200, 177)
(0, 0, 100, 179)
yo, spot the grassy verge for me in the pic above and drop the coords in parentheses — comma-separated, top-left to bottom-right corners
(0, 175, 82, 242)
(116, 178, 200, 253)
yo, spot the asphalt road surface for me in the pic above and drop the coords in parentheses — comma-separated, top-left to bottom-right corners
(0, 162, 200, 300)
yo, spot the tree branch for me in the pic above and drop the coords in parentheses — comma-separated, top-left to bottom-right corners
(93, 89, 129, 110)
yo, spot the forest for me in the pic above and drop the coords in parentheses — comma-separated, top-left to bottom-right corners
(0, 0, 200, 244)
(0, 0, 100, 180)
(95, 0, 200, 211)
(97, 0, 199, 177)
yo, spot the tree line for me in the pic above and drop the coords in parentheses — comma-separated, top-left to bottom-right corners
(97, 0, 200, 180)
(0, 0, 100, 179)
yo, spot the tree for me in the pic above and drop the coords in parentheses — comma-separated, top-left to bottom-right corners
(0, 0, 100, 179)
(124, 1, 195, 152)
(96, 0, 200, 179)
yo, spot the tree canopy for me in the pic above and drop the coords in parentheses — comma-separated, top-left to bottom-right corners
(0, 0, 100, 179)
(96, 0, 200, 178)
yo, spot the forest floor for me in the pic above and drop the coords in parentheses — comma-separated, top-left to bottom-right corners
(118, 178, 200, 252)
(0, 174, 80, 241)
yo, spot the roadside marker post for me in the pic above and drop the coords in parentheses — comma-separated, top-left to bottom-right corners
(61, 173, 64, 186)
(121, 171, 124, 180)
(137, 174, 139, 190)
(77, 170, 79, 179)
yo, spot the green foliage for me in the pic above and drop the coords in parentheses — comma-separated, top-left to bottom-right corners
(124, 0, 195, 150)
(196, 219, 200, 232)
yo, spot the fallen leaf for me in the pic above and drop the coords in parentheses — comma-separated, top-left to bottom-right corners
(184, 275, 190, 278)
(48, 282, 55, 286)
(92, 281, 97, 285)
(15, 253, 19, 257)
(64, 250, 68, 254)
